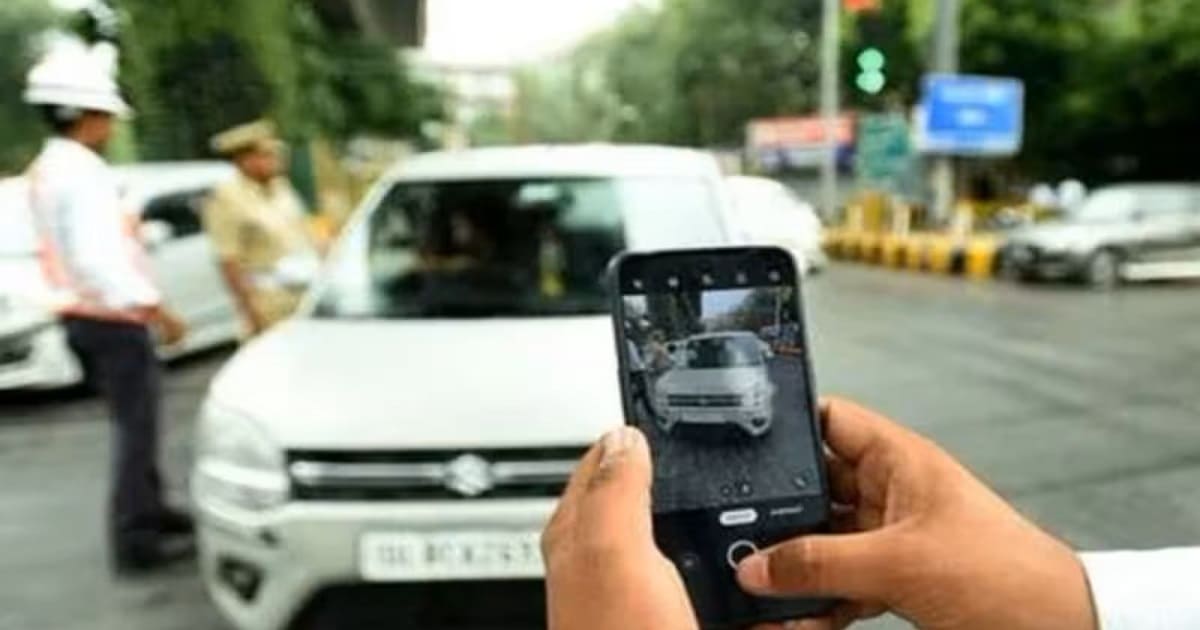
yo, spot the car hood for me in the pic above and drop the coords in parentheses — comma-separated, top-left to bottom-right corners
(657, 366, 765, 393)
(208, 316, 623, 450)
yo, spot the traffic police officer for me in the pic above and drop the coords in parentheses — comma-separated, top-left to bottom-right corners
(203, 121, 318, 335)
(24, 42, 193, 574)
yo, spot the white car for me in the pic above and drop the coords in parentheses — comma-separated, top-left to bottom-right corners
(652, 332, 776, 437)
(191, 144, 733, 630)
(724, 175, 826, 274)
(0, 163, 241, 391)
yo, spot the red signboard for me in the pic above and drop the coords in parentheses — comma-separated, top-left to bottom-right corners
(843, 0, 880, 12)
(746, 115, 855, 150)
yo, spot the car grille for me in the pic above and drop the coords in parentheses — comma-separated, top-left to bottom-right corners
(666, 393, 743, 408)
(286, 446, 586, 501)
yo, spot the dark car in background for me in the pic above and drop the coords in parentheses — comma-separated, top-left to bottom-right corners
(1000, 184, 1200, 288)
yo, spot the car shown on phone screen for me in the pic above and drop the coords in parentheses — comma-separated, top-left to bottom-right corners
(190, 145, 733, 629)
(653, 332, 776, 437)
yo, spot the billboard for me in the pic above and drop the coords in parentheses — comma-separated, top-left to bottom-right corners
(746, 115, 856, 172)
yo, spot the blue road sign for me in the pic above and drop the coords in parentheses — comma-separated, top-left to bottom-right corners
(917, 74, 1024, 156)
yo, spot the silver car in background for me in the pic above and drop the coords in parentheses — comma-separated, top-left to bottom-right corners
(1001, 183, 1200, 288)
(0, 163, 241, 391)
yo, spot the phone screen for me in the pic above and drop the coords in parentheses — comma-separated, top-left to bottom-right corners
(612, 248, 833, 628)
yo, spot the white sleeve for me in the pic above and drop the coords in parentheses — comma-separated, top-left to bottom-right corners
(1080, 548, 1200, 630)
(61, 173, 161, 309)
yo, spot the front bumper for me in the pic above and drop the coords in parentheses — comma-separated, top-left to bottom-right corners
(0, 324, 83, 391)
(196, 498, 556, 630)
(662, 406, 772, 436)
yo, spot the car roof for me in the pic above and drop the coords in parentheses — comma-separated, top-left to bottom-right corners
(384, 144, 723, 182)
(114, 161, 236, 204)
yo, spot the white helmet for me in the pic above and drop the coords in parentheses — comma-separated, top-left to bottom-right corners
(24, 41, 130, 116)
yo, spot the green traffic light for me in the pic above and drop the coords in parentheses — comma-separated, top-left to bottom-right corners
(856, 70, 886, 94)
(857, 47, 886, 72)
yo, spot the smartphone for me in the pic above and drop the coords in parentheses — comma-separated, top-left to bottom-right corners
(609, 246, 835, 629)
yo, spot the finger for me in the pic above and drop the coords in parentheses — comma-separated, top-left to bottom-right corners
(825, 453, 858, 504)
(737, 531, 895, 601)
(575, 426, 655, 546)
(819, 397, 899, 465)
(542, 432, 606, 555)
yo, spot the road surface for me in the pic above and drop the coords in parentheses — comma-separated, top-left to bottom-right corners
(3, 265, 1200, 629)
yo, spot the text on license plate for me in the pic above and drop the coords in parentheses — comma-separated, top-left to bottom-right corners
(359, 531, 544, 581)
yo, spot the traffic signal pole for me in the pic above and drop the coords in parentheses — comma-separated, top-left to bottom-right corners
(819, 0, 841, 222)
(931, 0, 961, 222)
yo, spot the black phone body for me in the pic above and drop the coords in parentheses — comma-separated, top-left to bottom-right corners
(609, 247, 835, 629)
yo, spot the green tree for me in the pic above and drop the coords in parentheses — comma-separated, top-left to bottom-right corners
(0, 0, 57, 174)
(114, 0, 444, 159)
(516, 0, 823, 147)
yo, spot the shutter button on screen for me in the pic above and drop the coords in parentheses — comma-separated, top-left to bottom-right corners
(726, 540, 759, 569)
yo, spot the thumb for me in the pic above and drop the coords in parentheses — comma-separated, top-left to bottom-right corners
(576, 426, 655, 546)
(737, 531, 896, 601)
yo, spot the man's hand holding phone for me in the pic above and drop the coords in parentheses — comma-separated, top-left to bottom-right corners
(738, 398, 1098, 630)
(544, 400, 1100, 630)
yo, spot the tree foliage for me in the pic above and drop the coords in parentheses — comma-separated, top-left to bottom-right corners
(520, 0, 1200, 183)
(516, 0, 822, 148)
(113, 0, 444, 159)
(0, 0, 57, 174)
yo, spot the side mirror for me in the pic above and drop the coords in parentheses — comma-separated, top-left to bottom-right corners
(140, 220, 174, 249)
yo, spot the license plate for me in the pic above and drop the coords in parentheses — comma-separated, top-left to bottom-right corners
(359, 531, 544, 581)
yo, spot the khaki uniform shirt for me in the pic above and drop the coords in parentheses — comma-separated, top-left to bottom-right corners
(203, 174, 316, 329)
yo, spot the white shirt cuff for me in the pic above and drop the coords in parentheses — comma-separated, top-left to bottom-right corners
(1080, 548, 1200, 630)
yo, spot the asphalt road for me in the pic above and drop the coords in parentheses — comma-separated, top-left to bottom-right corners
(3, 265, 1200, 630)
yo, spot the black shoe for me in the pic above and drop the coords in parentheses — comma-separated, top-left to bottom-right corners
(154, 508, 194, 536)
(113, 536, 195, 577)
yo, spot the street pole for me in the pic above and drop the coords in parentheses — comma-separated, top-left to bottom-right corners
(819, 0, 840, 222)
(931, 0, 960, 223)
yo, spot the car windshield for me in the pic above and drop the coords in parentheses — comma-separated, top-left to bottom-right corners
(315, 176, 720, 318)
(684, 337, 764, 369)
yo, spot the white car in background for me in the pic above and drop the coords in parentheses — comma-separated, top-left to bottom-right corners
(653, 332, 776, 437)
(724, 175, 826, 274)
(192, 145, 733, 630)
(0, 162, 241, 391)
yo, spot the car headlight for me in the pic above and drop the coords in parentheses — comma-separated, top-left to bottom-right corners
(192, 401, 287, 513)
(748, 384, 770, 406)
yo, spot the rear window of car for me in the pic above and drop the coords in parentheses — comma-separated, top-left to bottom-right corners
(314, 175, 724, 319)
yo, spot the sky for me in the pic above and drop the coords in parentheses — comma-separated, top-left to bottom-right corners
(423, 0, 652, 67)
(702, 288, 754, 320)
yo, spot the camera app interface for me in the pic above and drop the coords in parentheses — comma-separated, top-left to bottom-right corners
(620, 273, 822, 515)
